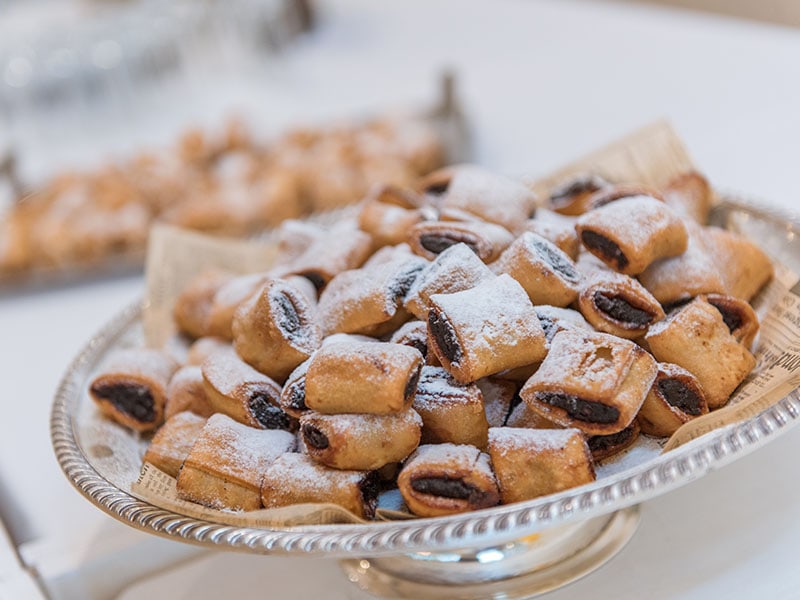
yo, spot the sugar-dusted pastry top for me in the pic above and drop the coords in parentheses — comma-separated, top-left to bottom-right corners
(89, 165, 770, 519)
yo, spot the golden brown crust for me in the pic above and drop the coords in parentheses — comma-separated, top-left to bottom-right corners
(305, 341, 424, 415)
(173, 270, 233, 339)
(407, 220, 514, 263)
(487, 427, 595, 504)
(300, 409, 422, 470)
(520, 329, 658, 435)
(663, 171, 714, 224)
(357, 184, 430, 249)
(398, 444, 500, 517)
(645, 298, 756, 409)
(637, 363, 709, 437)
(165, 366, 214, 420)
(143, 412, 207, 477)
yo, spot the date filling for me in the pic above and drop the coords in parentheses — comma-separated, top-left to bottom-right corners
(581, 230, 629, 271)
(588, 425, 636, 454)
(529, 237, 580, 283)
(411, 476, 490, 505)
(593, 292, 653, 327)
(302, 423, 330, 449)
(248, 393, 292, 430)
(428, 310, 463, 364)
(658, 378, 704, 416)
(404, 364, 422, 403)
(91, 381, 155, 423)
(286, 379, 307, 411)
(419, 233, 479, 256)
(535, 391, 620, 424)
(273, 291, 306, 343)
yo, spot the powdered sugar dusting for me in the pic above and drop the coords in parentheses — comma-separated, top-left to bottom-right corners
(488, 426, 581, 454)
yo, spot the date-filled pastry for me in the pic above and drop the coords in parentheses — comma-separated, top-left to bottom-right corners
(186, 336, 230, 366)
(398, 444, 500, 517)
(232, 278, 322, 382)
(173, 269, 232, 339)
(704, 293, 759, 348)
(435, 165, 538, 233)
(357, 183, 431, 249)
(663, 171, 713, 224)
(547, 173, 610, 216)
(428, 274, 547, 383)
(412, 366, 490, 448)
(637, 363, 709, 437)
(645, 298, 756, 409)
(576, 195, 688, 275)
(176, 414, 296, 511)
(577, 269, 665, 339)
(503, 402, 560, 429)
(202, 347, 294, 431)
(305, 341, 423, 415)
(407, 219, 514, 263)
(261, 453, 379, 520)
(520, 328, 658, 435)
(487, 427, 595, 503)
(300, 409, 422, 470)
(316, 254, 426, 336)
(165, 365, 214, 420)
(534, 305, 593, 344)
(704, 227, 773, 301)
(142, 412, 207, 478)
(276, 222, 373, 290)
(404, 243, 494, 320)
(492, 232, 582, 307)
(587, 421, 640, 461)
(89, 349, 179, 432)
(523, 208, 580, 259)
(206, 273, 270, 340)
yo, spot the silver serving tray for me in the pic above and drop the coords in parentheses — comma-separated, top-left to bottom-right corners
(51, 196, 800, 598)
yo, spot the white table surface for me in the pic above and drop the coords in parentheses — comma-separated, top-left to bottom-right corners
(3, 0, 800, 598)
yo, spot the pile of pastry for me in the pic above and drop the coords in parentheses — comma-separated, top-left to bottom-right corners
(89, 165, 772, 519)
(0, 115, 442, 278)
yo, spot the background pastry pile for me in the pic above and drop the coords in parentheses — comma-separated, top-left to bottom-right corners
(89, 165, 773, 520)
(0, 115, 442, 278)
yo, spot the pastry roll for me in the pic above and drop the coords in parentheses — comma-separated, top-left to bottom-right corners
(476, 378, 518, 428)
(520, 328, 658, 435)
(300, 409, 422, 470)
(316, 254, 426, 336)
(207, 273, 270, 340)
(305, 341, 423, 415)
(142, 412, 207, 478)
(534, 305, 593, 344)
(176, 414, 296, 511)
(435, 165, 538, 232)
(487, 427, 595, 503)
(407, 219, 514, 263)
(637, 362, 709, 437)
(357, 183, 431, 249)
(523, 208, 580, 259)
(412, 366, 490, 448)
(492, 232, 582, 307)
(576, 195, 688, 275)
(202, 347, 294, 431)
(165, 365, 214, 419)
(428, 274, 547, 383)
(186, 336, 230, 366)
(173, 269, 232, 339)
(704, 227, 773, 301)
(547, 174, 610, 216)
(587, 421, 640, 461)
(704, 293, 759, 348)
(577, 269, 665, 339)
(276, 223, 373, 290)
(232, 278, 322, 382)
(398, 444, 500, 517)
(663, 171, 713, 224)
(584, 183, 663, 210)
(404, 242, 494, 320)
(261, 453, 379, 519)
(415, 164, 456, 197)
(273, 219, 325, 267)
(645, 298, 756, 409)
(279, 358, 311, 419)
(390, 321, 430, 360)
(89, 349, 179, 432)
(638, 222, 727, 305)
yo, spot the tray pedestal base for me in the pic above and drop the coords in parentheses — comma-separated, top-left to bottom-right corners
(340, 505, 640, 600)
